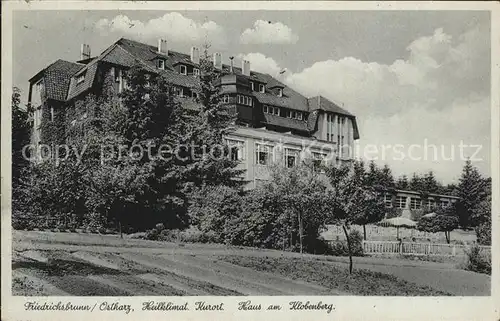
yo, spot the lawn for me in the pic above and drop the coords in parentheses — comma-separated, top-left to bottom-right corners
(221, 255, 450, 296)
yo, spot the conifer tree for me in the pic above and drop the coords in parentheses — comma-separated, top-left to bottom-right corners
(456, 160, 487, 229)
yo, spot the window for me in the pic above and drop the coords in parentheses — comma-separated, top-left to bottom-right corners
(34, 107, 42, 129)
(337, 116, 346, 147)
(326, 114, 335, 142)
(263, 105, 268, 113)
(76, 73, 85, 84)
(277, 88, 283, 97)
(395, 196, 407, 209)
(259, 84, 265, 93)
(440, 200, 451, 208)
(291, 111, 296, 119)
(312, 152, 326, 169)
(410, 197, 422, 210)
(255, 144, 273, 165)
(284, 148, 299, 168)
(222, 95, 230, 103)
(237, 95, 252, 106)
(227, 139, 245, 161)
(180, 65, 187, 75)
(175, 87, 184, 97)
(193, 68, 200, 76)
(297, 112, 303, 120)
(191, 91, 198, 99)
(384, 195, 393, 208)
(158, 59, 165, 70)
(250, 81, 255, 91)
(426, 199, 436, 209)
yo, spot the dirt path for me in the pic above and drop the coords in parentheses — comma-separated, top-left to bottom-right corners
(11, 231, 491, 296)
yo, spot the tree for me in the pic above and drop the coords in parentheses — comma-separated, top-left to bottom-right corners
(267, 163, 327, 253)
(229, 163, 327, 253)
(12, 87, 30, 188)
(417, 213, 459, 244)
(473, 193, 491, 245)
(188, 184, 244, 243)
(350, 161, 386, 240)
(423, 171, 441, 194)
(379, 164, 395, 189)
(409, 173, 425, 192)
(324, 161, 376, 273)
(396, 175, 409, 190)
(456, 160, 488, 229)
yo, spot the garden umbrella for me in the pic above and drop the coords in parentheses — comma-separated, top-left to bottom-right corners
(377, 217, 417, 239)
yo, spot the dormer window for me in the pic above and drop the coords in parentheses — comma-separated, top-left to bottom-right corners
(297, 112, 303, 120)
(222, 95, 230, 103)
(180, 65, 187, 75)
(76, 73, 85, 84)
(250, 81, 255, 91)
(259, 84, 265, 93)
(175, 87, 184, 97)
(158, 59, 165, 70)
(277, 88, 283, 97)
(193, 68, 200, 76)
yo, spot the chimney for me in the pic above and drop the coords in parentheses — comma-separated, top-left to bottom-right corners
(80, 44, 91, 60)
(229, 56, 234, 73)
(242, 60, 250, 76)
(158, 38, 168, 55)
(190, 46, 200, 64)
(213, 52, 222, 70)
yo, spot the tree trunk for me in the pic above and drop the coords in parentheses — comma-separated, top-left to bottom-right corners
(445, 231, 450, 244)
(119, 221, 123, 239)
(342, 225, 353, 274)
(298, 213, 304, 254)
(363, 225, 367, 241)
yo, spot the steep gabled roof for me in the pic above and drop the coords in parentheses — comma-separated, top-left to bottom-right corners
(307, 95, 354, 116)
(29, 59, 84, 101)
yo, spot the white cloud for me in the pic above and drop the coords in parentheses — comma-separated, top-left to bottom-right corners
(240, 20, 299, 44)
(237, 53, 282, 76)
(96, 13, 226, 45)
(283, 23, 490, 182)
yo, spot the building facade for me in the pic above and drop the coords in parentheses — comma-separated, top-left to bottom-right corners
(28, 37, 360, 188)
(381, 189, 459, 211)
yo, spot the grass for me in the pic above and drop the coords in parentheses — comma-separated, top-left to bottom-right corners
(221, 255, 451, 296)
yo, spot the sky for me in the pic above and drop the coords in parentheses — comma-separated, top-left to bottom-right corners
(12, 10, 491, 184)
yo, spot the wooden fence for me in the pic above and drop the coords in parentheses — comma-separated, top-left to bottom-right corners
(361, 240, 491, 257)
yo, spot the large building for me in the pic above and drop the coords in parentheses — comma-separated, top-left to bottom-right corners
(28, 37, 360, 188)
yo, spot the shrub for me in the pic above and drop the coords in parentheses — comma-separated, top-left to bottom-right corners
(462, 244, 491, 275)
(410, 209, 427, 221)
(179, 226, 210, 243)
(144, 228, 159, 240)
(385, 208, 402, 219)
(348, 229, 364, 256)
(329, 230, 364, 257)
(417, 214, 459, 244)
(12, 218, 28, 230)
(475, 220, 491, 245)
(155, 223, 165, 232)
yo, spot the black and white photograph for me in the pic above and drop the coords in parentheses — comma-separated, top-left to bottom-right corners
(2, 2, 499, 320)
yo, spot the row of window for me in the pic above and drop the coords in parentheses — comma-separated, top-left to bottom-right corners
(326, 114, 347, 143)
(157, 59, 200, 76)
(237, 95, 253, 106)
(249, 81, 284, 97)
(226, 139, 329, 168)
(383, 195, 452, 209)
(263, 105, 305, 120)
